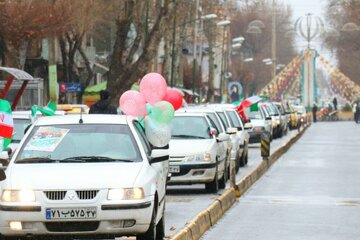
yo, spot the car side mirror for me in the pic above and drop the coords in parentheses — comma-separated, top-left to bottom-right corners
(226, 127, 238, 135)
(217, 133, 230, 142)
(150, 149, 169, 164)
(266, 117, 272, 121)
(244, 123, 253, 130)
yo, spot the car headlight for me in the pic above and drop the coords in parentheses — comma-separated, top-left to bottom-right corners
(272, 121, 277, 127)
(186, 153, 211, 162)
(276, 120, 281, 125)
(107, 188, 144, 200)
(2, 190, 36, 202)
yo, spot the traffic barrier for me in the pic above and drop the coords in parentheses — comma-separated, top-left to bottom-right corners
(169, 125, 309, 240)
(206, 200, 222, 225)
(171, 226, 192, 240)
(217, 188, 237, 212)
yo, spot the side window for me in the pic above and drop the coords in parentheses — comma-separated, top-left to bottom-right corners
(133, 121, 152, 156)
(206, 116, 220, 135)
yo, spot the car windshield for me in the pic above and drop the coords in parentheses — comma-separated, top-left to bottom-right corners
(15, 124, 142, 163)
(249, 111, 263, 119)
(170, 116, 211, 139)
(13, 118, 31, 143)
(293, 106, 305, 113)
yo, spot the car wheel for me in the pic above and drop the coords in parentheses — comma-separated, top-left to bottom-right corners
(137, 202, 161, 240)
(245, 151, 248, 165)
(205, 167, 219, 193)
(235, 151, 241, 173)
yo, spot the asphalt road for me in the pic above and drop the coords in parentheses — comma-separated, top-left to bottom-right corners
(165, 128, 298, 238)
(201, 122, 360, 240)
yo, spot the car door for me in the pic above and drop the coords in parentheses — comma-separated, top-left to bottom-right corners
(133, 121, 168, 201)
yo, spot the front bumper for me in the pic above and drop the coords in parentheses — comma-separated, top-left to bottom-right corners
(0, 199, 154, 237)
(168, 162, 217, 184)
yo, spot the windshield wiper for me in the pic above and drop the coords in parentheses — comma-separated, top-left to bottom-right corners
(172, 134, 207, 139)
(17, 157, 59, 164)
(61, 156, 133, 163)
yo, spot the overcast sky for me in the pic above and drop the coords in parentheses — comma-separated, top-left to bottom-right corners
(281, 0, 333, 58)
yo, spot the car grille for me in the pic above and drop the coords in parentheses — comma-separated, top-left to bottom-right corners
(44, 190, 99, 200)
(76, 190, 99, 200)
(44, 191, 67, 200)
(45, 221, 99, 232)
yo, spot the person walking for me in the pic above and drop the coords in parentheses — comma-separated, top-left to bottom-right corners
(333, 97, 338, 111)
(312, 103, 318, 123)
(355, 101, 360, 124)
(89, 90, 117, 114)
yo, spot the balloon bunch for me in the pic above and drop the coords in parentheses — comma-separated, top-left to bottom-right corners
(119, 73, 183, 147)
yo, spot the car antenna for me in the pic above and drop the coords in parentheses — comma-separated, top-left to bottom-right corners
(79, 107, 83, 124)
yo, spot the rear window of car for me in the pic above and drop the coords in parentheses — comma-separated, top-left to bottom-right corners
(226, 111, 242, 129)
(15, 124, 142, 163)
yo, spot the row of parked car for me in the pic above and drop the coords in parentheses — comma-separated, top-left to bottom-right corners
(246, 101, 308, 144)
(0, 101, 306, 239)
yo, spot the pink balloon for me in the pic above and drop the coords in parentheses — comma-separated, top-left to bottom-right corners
(119, 90, 147, 117)
(140, 73, 167, 105)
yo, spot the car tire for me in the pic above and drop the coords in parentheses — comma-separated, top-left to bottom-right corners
(245, 151, 248, 165)
(137, 200, 164, 240)
(205, 168, 219, 193)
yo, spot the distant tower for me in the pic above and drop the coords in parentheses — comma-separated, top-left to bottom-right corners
(295, 14, 324, 107)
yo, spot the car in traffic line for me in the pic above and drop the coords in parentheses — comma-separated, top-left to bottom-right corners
(0, 114, 169, 240)
(168, 112, 230, 193)
(247, 105, 273, 143)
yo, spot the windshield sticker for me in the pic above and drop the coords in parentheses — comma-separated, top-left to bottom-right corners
(24, 127, 69, 152)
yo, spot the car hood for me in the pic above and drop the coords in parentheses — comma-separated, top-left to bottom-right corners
(169, 139, 214, 156)
(6, 162, 143, 190)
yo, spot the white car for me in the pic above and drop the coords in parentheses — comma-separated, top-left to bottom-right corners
(0, 114, 168, 240)
(221, 108, 250, 169)
(168, 112, 230, 193)
(247, 105, 273, 143)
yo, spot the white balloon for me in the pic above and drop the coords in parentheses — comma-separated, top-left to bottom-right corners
(144, 117, 171, 147)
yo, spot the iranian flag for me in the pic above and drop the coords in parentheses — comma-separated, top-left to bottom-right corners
(235, 96, 263, 122)
(31, 101, 56, 117)
(0, 99, 13, 150)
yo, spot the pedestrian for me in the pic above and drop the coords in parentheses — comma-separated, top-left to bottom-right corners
(89, 90, 117, 114)
(353, 102, 357, 123)
(312, 103, 318, 123)
(58, 94, 67, 104)
(333, 97, 338, 110)
(356, 101, 360, 124)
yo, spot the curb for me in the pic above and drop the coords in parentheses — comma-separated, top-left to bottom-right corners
(170, 125, 309, 240)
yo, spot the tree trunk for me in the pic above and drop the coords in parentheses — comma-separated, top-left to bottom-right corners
(107, 0, 175, 105)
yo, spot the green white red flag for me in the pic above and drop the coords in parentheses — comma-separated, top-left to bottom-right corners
(0, 99, 13, 150)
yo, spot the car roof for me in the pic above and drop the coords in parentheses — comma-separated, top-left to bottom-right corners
(178, 106, 216, 113)
(34, 114, 132, 126)
(174, 111, 207, 117)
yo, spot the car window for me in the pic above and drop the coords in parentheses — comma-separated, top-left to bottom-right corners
(170, 116, 212, 139)
(15, 124, 142, 163)
(226, 111, 243, 130)
(13, 118, 31, 143)
(206, 112, 225, 133)
(207, 116, 220, 134)
(133, 121, 152, 156)
(216, 112, 230, 129)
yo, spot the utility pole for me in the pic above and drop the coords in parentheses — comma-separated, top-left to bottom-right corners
(191, 0, 200, 102)
(271, 0, 276, 81)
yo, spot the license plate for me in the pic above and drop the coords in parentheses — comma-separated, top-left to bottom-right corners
(46, 207, 97, 220)
(169, 166, 180, 173)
